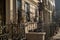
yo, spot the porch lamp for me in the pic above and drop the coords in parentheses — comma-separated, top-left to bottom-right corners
(40, 0, 42, 3)
(38, 0, 42, 3)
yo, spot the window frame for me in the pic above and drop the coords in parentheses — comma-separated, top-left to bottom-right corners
(25, 2, 30, 22)
(16, 0, 22, 23)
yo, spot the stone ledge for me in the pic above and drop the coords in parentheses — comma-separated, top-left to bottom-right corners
(27, 32, 46, 35)
(26, 32, 46, 40)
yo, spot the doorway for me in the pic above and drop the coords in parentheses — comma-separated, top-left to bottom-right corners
(0, 0, 6, 25)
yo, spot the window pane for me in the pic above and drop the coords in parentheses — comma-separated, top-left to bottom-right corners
(16, 0, 22, 23)
(25, 2, 30, 22)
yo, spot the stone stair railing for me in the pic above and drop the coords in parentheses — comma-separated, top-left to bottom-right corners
(25, 22, 37, 33)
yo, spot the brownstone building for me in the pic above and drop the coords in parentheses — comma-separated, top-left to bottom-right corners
(38, 0, 55, 40)
(0, 0, 56, 40)
(0, 0, 39, 40)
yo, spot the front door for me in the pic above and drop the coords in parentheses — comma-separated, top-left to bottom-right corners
(0, 0, 6, 25)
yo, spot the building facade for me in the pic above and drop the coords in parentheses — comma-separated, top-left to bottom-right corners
(0, 0, 56, 40)
(0, 0, 39, 40)
(22, 0, 39, 33)
(38, 0, 55, 40)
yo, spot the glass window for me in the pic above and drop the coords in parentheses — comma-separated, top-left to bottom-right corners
(25, 2, 30, 22)
(34, 8, 37, 22)
(16, 0, 22, 23)
(16, 0, 21, 8)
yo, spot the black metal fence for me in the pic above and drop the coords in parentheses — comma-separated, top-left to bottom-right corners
(0, 22, 59, 40)
(0, 24, 25, 40)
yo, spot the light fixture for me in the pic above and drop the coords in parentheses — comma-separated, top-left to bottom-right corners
(41, 0, 42, 3)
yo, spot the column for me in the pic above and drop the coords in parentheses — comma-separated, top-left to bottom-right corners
(10, 0, 13, 23)
(6, 0, 10, 24)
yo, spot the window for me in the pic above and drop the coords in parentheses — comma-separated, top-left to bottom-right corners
(16, 0, 22, 23)
(34, 8, 38, 22)
(25, 2, 30, 22)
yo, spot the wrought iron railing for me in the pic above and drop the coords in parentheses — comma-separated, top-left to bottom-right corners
(0, 24, 25, 40)
(0, 22, 58, 40)
(0, 22, 38, 40)
(0, 25, 8, 40)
